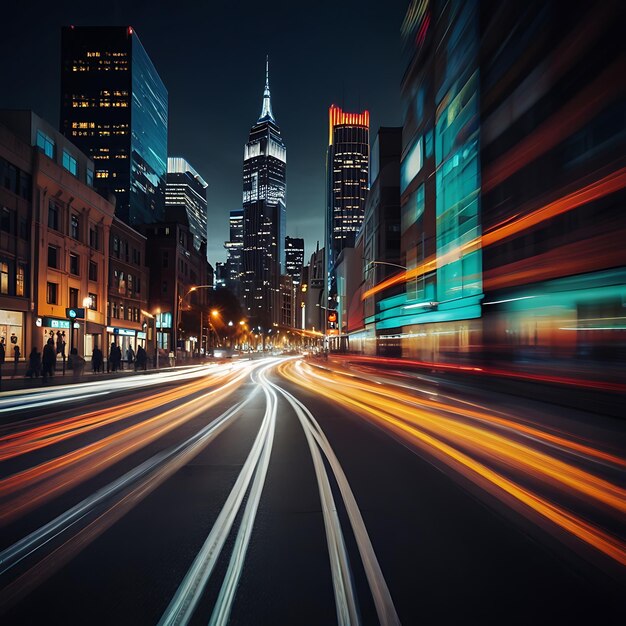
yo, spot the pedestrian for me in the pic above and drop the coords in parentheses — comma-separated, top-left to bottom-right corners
(136, 345, 148, 371)
(13, 344, 20, 376)
(109, 342, 117, 372)
(114, 344, 122, 371)
(0, 339, 5, 366)
(27, 347, 41, 378)
(42, 338, 56, 382)
(92, 346, 103, 373)
(68, 348, 86, 379)
(168, 350, 175, 367)
(126, 346, 135, 369)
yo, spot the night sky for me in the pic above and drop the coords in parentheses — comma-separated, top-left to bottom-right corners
(1, 0, 405, 264)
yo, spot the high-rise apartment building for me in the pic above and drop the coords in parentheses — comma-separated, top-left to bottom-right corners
(60, 26, 168, 227)
(224, 208, 243, 295)
(241, 58, 286, 326)
(326, 105, 369, 275)
(165, 157, 208, 255)
(285, 236, 304, 286)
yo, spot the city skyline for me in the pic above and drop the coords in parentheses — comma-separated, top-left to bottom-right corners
(0, 0, 405, 264)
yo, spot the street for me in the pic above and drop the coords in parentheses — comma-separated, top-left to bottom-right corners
(0, 357, 624, 625)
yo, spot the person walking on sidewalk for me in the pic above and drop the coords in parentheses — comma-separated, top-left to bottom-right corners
(126, 346, 135, 369)
(42, 338, 56, 382)
(135, 345, 147, 371)
(13, 345, 20, 376)
(27, 347, 41, 378)
(92, 346, 103, 373)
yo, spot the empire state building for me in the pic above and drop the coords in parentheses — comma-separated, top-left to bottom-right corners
(242, 57, 287, 327)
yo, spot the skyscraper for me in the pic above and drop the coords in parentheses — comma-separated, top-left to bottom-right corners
(326, 105, 370, 275)
(241, 58, 286, 326)
(165, 157, 208, 255)
(285, 236, 304, 286)
(60, 26, 168, 227)
(224, 208, 243, 296)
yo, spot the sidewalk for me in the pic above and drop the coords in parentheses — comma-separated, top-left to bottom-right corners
(0, 361, 164, 394)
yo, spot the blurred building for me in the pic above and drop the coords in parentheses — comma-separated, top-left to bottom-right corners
(358, 0, 626, 368)
(303, 243, 326, 332)
(60, 26, 168, 227)
(224, 208, 243, 296)
(165, 157, 208, 256)
(0, 110, 114, 359)
(107, 217, 149, 356)
(361, 127, 402, 346)
(241, 58, 286, 327)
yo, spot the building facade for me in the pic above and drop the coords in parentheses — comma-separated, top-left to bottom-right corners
(285, 236, 304, 286)
(165, 157, 208, 256)
(224, 208, 243, 296)
(143, 219, 212, 357)
(60, 26, 168, 227)
(241, 59, 286, 327)
(326, 105, 369, 281)
(107, 217, 149, 356)
(0, 110, 114, 361)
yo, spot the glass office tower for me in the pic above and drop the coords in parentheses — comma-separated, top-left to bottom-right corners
(60, 26, 168, 227)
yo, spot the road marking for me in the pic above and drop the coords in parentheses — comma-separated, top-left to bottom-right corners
(269, 377, 401, 626)
(159, 361, 278, 626)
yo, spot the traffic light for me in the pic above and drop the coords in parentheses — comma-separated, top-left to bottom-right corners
(66, 307, 85, 320)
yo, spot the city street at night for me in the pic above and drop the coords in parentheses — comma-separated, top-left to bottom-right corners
(1, 0, 625, 623)
(0, 357, 623, 624)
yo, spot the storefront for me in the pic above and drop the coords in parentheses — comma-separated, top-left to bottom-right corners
(0, 309, 24, 359)
(106, 326, 137, 359)
(37, 316, 72, 357)
(84, 322, 105, 359)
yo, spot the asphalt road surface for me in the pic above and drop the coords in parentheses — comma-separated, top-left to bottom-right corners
(0, 357, 623, 625)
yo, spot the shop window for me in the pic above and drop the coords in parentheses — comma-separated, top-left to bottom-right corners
(47, 245, 58, 269)
(69, 253, 80, 276)
(89, 261, 98, 281)
(46, 282, 58, 304)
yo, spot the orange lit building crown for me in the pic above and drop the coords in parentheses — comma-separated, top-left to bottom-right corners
(328, 104, 370, 145)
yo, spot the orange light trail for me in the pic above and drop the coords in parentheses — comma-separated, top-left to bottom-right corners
(279, 360, 626, 566)
(0, 368, 248, 525)
(362, 166, 626, 300)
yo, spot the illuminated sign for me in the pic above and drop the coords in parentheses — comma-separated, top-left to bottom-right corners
(44, 318, 71, 329)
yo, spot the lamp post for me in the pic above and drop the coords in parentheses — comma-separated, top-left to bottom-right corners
(177, 285, 213, 357)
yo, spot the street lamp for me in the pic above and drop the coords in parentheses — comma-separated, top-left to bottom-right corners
(177, 285, 213, 358)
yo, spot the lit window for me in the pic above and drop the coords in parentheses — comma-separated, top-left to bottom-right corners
(36, 130, 55, 159)
(62, 150, 78, 176)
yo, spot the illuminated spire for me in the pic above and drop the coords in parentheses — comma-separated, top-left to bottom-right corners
(258, 55, 274, 122)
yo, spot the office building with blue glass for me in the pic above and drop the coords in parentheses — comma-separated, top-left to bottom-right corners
(60, 26, 168, 228)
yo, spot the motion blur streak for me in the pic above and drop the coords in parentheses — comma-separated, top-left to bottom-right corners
(362, 166, 626, 300)
(0, 399, 251, 611)
(0, 367, 233, 462)
(339, 355, 626, 394)
(280, 361, 626, 567)
(160, 362, 277, 626)
(0, 364, 252, 525)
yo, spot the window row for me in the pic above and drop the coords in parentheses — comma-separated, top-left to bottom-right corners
(47, 246, 98, 281)
(111, 235, 142, 265)
(108, 302, 141, 323)
(47, 202, 101, 249)
(0, 207, 29, 239)
(46, 283, 97, 310)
